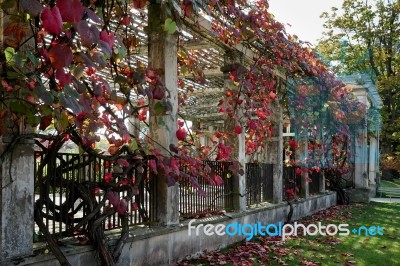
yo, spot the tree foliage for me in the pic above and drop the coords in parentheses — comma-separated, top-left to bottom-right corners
(317, 0, 400, 153)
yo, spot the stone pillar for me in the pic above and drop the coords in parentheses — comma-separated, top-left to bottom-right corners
(0, 6, 34, 260)
(354, 130, 368, 189)
(0, 139, 35, 260)
(148, 3, 179, 225)
(368, 136, 378, 185)
(232, 118, 246, 212)
(272, 103, 283, 204)
(221, 51, 246, 212)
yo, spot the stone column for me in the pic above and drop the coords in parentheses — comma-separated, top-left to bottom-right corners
(0, 138, 35, 260)
(233, 116, 246, 212)
(0, 7, 34, 260)
(221, 51, 246, 212)
(354, 130, 368, 189)
(148, 3, 179, 225)
(368, 136, 378, 185)
(271, 101, 283, 204)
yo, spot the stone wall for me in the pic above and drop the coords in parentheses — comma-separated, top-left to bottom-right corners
(10, 192, 336, 266)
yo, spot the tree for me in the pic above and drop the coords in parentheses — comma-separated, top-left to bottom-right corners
(317, 0, 400, 154)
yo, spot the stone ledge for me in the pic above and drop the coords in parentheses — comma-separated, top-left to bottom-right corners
(3, 192, 336, 266)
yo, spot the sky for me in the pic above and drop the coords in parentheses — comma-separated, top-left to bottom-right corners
(268, 0, 343, 46)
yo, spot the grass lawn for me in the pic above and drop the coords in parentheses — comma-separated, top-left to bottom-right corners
(178, 202, 400, 266)
(380, 179, 400, 188)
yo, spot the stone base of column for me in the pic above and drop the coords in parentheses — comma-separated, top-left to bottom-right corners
(301, 173, 309, 199)
(156, 181, 179, 226)
(0, 141, 34, 260)
(346, 187, 371, 203)
(232, 173, 246, 212)
(273, 163, 282, 204)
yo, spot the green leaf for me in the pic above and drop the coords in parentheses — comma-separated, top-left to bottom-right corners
(5, 47, 26, 68)
(27, 51, 39, 68)
(59, 93, 82, 114)
(6, 71, 23, 79)
(35, 85, 54, 105)
(4, 47, 16, 65)
(154, 102, 165, 115)
(26, 113, 41, 126)
(64, 85, 80, 100)
(58, 112, 69, 131)
(118, 46, 127, 59)
(9, 101, 26, 113)
(129, 138, 139, 152)
(164, 18, 177, 34)
(40, 105, 53, 116)
(115, 75, 129, 84)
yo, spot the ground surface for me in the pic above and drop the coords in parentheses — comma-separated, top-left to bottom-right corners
(177, 202, 400, 266)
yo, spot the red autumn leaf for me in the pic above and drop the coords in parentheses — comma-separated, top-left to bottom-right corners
(100, 30, 115, 49)
(305, 177, 312, 183)
(152, 85, 165, 100)
(216, 143, 232, 160)
(106, 191, 119, 206)
(120, 178, 129, 186)
(39, 115, 53, 131)
(55, 69, 72, 86)
(104, 172, 113, 183)
(182, 2, 192, 17)
(138, 108, 147, 121)
(117, 199, 128, 216)
(92, 187, 100, 196)
(117, 158, 129, 167)
(269, 91, 276, 100)
(132, 0, 147, 9)
(1, 80, 13, 92)
(178, 119, 184, 127)
(120, 15, 131, 26)
(56, 0, 84, 24)
(76, 21, 100, 48)
(295, 167, 302, 175)
(169, 143, 179, 154)
(149, 160, 158, 174)
(48, 43, 73, 70)
(213, 175, 224, 186)
(176, 127, 187, 141)
(234, 125, 242, 135)
(108, 145, 119, 155)
(41, 7, 63, 35)
(131, 202, 139, 212)
(289, 139, 297, 150)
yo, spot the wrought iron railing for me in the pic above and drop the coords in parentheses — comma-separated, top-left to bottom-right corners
(179, 161, 234, 217)
(34, 151, 158, 238)
(309, 170, 321, 194)
(282, 166, 303, 199)
(245, 163, 273, 206)
(34, 151, 236, 236)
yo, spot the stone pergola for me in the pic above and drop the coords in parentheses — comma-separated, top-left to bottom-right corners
(0, 2, 378, 263)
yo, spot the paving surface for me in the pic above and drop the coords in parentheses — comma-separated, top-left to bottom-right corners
(370, 197, 400, 203)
